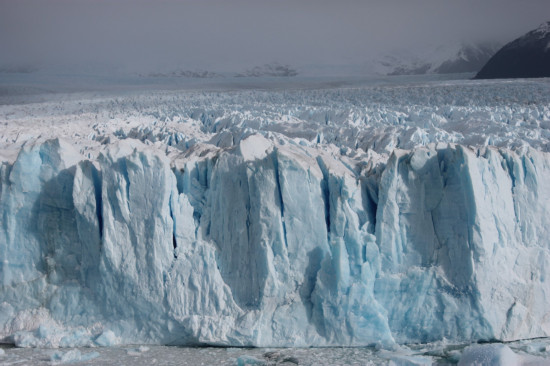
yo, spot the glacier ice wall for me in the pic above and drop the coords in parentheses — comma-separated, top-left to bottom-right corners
(1, 136, 550, 347)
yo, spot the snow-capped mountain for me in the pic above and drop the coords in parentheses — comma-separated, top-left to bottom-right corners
(475, 21, 550, 79)
(371, 42, 500, 76)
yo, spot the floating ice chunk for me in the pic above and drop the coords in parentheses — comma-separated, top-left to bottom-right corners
(94, 330, 119, 347)
(50, 349, 99, 364)
(236, 355, 266, 366)
(458, 344, 518, 366)
(59, 328, 94, 348)
(388, 354, 433, 366)
(10, 323, 94, 349)
(127, 345, 150, 356)
(51, 349, 81, 364)
(12, 324, 64, 348)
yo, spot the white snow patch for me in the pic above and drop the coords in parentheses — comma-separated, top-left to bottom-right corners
(238, 134, 273, 161)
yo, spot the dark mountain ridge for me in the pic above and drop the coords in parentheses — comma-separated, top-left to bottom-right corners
(475, 21, 550, 79)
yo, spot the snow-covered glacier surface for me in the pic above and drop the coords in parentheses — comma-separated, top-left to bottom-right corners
(1, 77, 550, 352)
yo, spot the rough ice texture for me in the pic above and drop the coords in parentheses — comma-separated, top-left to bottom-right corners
(458, 344, 518, 366)
(1, 79, 550, 348)
(1, 135, 550, 348)
(1, 78, 550, 164)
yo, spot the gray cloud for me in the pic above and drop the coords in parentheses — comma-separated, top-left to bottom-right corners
(1, 0, 548, 73)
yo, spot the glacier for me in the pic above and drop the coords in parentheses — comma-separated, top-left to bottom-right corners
(1, 78, 550, 349)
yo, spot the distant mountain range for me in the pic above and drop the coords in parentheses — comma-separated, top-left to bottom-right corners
(140, 63, 299, 79)
(370, 42, 501, 76)
(0, 42, 506, 79)
(475, 21, 550, 79)
(145, 70, 223, 78)
(235, 63, 299, 77)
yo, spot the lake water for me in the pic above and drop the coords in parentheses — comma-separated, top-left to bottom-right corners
(2, 337, 550, 365)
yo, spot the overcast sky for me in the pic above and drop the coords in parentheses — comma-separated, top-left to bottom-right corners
(0, 0, 549, 73)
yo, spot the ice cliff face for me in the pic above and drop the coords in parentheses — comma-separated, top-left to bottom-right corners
(1, 133, 550, 347)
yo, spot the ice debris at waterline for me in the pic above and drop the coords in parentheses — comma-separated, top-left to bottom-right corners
(1, 134, 550, 348)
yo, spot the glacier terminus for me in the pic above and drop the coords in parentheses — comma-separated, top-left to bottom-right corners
(1, 77, 550, 350)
